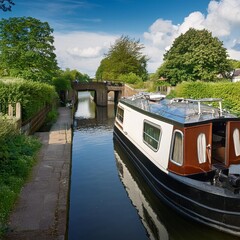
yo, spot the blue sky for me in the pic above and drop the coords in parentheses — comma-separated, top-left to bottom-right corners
(2, 0, 240, 76)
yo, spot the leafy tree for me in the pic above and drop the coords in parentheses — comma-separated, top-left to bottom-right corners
(118, 72, 142, 84)
(96, 35, 148, 81)
(52, 68, 90, 104)
(228, 59, 240, 69)
(0, 0, 14, 11)
(52, 73, 71, 95)
(157, 28, 231, 85)
(0, 17, 58, 83)
(60, 68, 90, 82)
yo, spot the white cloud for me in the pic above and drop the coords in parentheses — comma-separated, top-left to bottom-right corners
(67, 46, 103, 58)
(54, 0, 240, 76)
(143, 0, 240, 73)
(54, 32, 118, 77)
(178, 12, 205, 34)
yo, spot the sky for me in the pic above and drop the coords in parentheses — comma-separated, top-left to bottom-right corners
(2, 0, 240, 77)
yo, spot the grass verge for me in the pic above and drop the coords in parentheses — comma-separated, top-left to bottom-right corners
(0, 132, 41, 237)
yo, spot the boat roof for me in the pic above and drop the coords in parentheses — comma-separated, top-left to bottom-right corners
(120, 93, 238, 125)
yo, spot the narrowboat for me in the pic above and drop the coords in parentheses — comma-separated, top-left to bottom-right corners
(113, 93, 240, 236)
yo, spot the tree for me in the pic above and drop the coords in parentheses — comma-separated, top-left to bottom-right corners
(157, 28, 231, 85)
(96, 35, 148, 81)
(60, 68, 90, 82)
(228, 59, 240, 69)
(52, 68, 90, 103)
(0, 17, 59, 83)
(0, 0, 14, 11)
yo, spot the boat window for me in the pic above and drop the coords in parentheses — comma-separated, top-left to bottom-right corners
(233, 128, 240, 157)
(170, 130, 183, 166)
(143, 121, 161, 151)
(116, 107, 124, 123)
(197, 133, 207, 164)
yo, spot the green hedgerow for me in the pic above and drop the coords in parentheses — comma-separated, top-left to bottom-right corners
(172, 81, 240, 116)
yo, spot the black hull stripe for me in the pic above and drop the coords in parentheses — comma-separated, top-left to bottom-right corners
(113, 126, 240, 235)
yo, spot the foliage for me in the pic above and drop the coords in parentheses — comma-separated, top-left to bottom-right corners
(60, 68, 90, 83)
(44, 108, 58, 125)
(157, 28, 231, 85)
(96, 35, 148, 81)
(0, 124, 41, 237)
(118, 72, 143, 84)
(171, 81, 240, 116)
(52, 75, 71, 94)
(228, 59, 240, 69)
(53, 68, 90, 93)
(0, 17, 58, 83)
(0, 78, 57, 121)
(0, 0, 14, 11)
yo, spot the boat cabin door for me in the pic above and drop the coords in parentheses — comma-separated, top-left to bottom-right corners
(226, 121, 240, 165)
(212, 121, 227, 166)
(184, 124, 212, 170)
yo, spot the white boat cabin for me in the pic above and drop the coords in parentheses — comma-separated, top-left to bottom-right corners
(115, 96, 240, 176)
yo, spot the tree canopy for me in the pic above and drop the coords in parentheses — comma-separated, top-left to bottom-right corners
(60, 68, 90, 82)
(229, 59, 240, 69)
(52, 68, 90, 94)
(0, 17, 58, 83)
(156, 28, 231, 85)
(96, 35, 148, 81)
(0, 0, 14, 11)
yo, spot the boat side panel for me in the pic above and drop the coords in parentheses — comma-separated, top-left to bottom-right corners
(118, 102, 173, 172)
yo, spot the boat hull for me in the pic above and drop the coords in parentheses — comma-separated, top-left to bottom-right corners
(113, 125, 240, 236)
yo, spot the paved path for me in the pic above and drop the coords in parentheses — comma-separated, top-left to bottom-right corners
(4, 107, 72, 240)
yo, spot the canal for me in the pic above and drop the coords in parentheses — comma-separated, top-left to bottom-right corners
(67, 92, 238, 240)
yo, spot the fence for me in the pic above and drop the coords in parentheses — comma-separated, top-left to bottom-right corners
(0, 102, 22, 128)
(21, 105, 51, 135)
(0, 102, 51, 135)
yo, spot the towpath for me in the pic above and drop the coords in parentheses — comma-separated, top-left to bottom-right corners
(4, 107, 72, 240)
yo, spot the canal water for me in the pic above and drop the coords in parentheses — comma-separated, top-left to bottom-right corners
(67, 92, 238, 240)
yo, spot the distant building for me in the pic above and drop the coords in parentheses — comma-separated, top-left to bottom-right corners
(232, 68, 240, 82)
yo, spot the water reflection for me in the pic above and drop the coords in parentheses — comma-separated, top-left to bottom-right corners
(74, 91, 116, 127)
(68, 92, 148, 240)
(75, 91, 95, 119)
(114, 140, 169, 240)
(113, 139, 238, 240)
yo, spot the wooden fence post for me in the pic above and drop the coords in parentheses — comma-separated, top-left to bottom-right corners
(8, 104, 14, 117)
(16, 102, 21, 119)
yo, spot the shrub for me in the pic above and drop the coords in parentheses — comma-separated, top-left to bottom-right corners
(118, 72, 143, 84)
(0, 78, 58, 121)
(171, 81, 240, 116)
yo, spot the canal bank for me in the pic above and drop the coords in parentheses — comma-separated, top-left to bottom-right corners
(4, 107, 72, 240)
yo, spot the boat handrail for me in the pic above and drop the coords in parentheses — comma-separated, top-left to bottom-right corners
(170, 98, 223, 116)
(186, 98, 223, 116)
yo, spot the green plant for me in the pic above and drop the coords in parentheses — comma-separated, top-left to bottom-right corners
(0, 131, 41, 237)
(0, 78, 58, 121)
(171, 81, 240, 116)
(45, 108, 58, 125)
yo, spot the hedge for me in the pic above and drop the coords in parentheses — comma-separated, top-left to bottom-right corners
(171, 81, 240, 116)
(0, 78, 58, 121)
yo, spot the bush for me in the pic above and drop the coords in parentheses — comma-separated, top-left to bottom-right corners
(171, 81, 240, 116)
(118, 72, 143, 84)
(0, 78, 58, 121)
